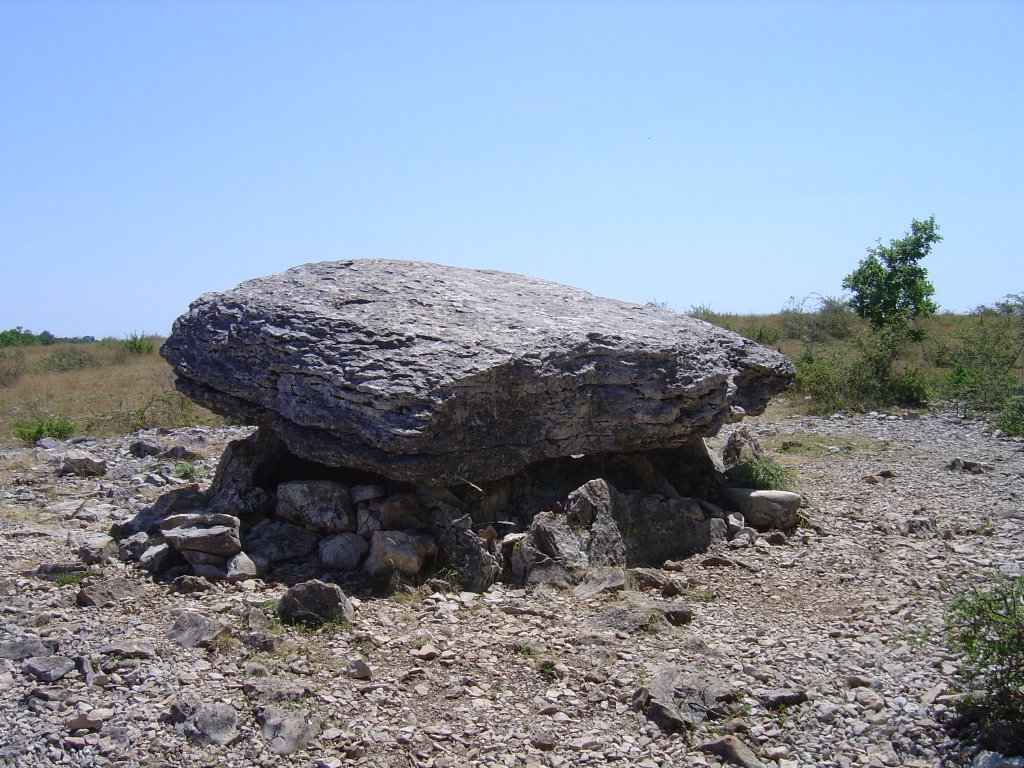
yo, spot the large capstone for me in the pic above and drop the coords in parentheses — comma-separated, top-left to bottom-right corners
(162, 260, 793, 484)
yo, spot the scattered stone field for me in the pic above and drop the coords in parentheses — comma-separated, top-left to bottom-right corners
(1, 409, 1022, 768)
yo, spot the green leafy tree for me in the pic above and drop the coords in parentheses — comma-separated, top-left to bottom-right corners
(842, 216, 941, 330)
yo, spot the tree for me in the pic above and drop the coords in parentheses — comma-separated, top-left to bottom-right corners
(843, 216, 941, 329)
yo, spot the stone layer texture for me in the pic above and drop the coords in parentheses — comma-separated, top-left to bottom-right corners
(162, 259, 794, 483)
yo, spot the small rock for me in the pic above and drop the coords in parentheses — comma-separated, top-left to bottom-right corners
(166, 610, 231, 648)
(278, 580, 354, 626)
(695, 734, 766, 768)
(24, 655, 76, 682)
(346, 659, 372, 680)
(256, 706, 321, 755)
(60, 451, 107, 477)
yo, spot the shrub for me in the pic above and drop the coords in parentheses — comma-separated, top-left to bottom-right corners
(995, 396, 1024, 437)
(938, 297, 1024, 419)
(38, 347, 97, 372)
(945, 574, 1024, 745)
(11, 415, 75, 443)
(812, 296, 856, 341)
(120, 332, 155, 356)
(793, 332, 932, 413)
(175, 461, 199, 481)
(0, 348, 26, 386)
(726, 456, 794, 491)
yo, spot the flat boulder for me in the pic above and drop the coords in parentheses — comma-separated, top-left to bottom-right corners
(163, 260, 793, 484)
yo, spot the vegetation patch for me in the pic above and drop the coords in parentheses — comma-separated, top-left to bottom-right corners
(11, 414, 75, 444)
(726, 456, 794, 491)
(945, 574, 1024, 747)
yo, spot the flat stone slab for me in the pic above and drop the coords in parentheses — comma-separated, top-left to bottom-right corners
(163, 259, 793, 483)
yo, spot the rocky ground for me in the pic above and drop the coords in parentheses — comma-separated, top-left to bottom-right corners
(1, 409, 1022, 768)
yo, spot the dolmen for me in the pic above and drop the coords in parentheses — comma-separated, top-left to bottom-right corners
(114, 259, 796, 591)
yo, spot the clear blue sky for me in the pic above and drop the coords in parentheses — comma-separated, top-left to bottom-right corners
(2, 0, 1022, 339)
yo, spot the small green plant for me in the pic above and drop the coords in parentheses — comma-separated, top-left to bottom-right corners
(175, 461, 199, 481)
(52, 571, 87, 586)
(11, 414, 75, 443)
(945, 574, 1024, 739)
(995, 396, 1024, 437)
(691, 589, 717, 603)
(537, 659, 559, 681)
(120, 332, 155, 356)
(727, 456, 794, 491)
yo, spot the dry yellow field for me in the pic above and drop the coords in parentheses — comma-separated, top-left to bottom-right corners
(0, 339, 221, 447)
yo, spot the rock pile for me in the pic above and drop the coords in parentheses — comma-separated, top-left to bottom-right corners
(137, 260, 796, 589)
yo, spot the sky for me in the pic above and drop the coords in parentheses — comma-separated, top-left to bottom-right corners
(2, 0, 1022, 339)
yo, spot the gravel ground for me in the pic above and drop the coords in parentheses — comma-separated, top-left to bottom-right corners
(0, 410, 1022, 768)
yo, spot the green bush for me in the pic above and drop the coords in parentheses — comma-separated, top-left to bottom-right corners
(793, 334, 932, 414)
(945, 574, 1024, 743)
(175, 461, 199, 481)
(726, 456, 794, 491)
(120, 332, 155, 356)
(0, 348, 26, 386)
(11, 415, 75, 443)
(995, 396, 1024, 437)
(38, 347, 97, 372)
(938, 297, 1024, 420)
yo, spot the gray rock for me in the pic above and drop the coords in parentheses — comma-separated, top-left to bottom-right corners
(75, 532, 117, 564)
(98, 640, 155, 658)
(205, 428, 284, 520)
(23, 655, 76, 682)
(169, 698, 239, 745)
(633, 666, 739, 733)
(129, 439, 164, 458)
(255, 706, 321, 755)
(529, 511, 589, 570)
(60, 450, 107, 477)
(277, 579, 354, 625)
(166, 610, 230, 648)
(759, 687, 808, 708)
(363, 530, 435, 578)
(724, 488, 802, 530)
(573, 566, 627, 598)
(0, 637, 51, 661)
(319, 532, 370, 571)
(118, 531, 150, 561)
(695, 735, 766, 768)
(161, 513, 242, 557)
(163, 260, 793, 484)
(620, 493, 718, 565)
(138, 543, 184, 574)
(226, 551, 258, 582)
(723, 425, 766, 470)
(244, 519, 319, 568)
(76, 578, 146, 607)
(438, 527, 501, 593)
(162, 444, 201, 460)
(276, 480, 354, 532)
(565, 479, 626, 566)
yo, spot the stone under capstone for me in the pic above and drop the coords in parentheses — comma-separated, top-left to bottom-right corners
(162, 259, 794, 485)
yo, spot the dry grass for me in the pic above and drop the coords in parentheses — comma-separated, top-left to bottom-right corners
(0, 339, 222, 447)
